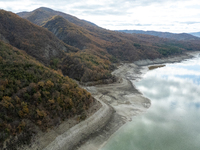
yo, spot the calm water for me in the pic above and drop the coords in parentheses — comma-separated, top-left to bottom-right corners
(101, 55, 200, 150)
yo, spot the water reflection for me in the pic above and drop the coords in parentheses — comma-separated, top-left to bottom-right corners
(101, 56, 200, 150)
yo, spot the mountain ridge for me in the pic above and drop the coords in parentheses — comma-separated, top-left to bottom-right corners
(17, 7, 98, 28)
(0, 9, 69, 64)
(190, 32, 200, 37)
(117, 30, 200, 41)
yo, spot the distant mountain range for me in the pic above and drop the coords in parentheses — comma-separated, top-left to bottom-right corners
(117, 30, 200, 41)
(190, 32, 200, 37)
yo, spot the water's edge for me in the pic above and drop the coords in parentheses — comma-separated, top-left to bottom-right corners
(19, 51, 200, 150)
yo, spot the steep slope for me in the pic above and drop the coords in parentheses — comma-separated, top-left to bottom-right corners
(17, 7, 190, 61)
(0, 40, 94, 149)
(40, 13, 165, 61)
(0, 9, 117, 84)
(118, 30, 200, 41)
(42, 16, 116, 82)
(17, 7, 200, 82)
(0, 10, 78, 64)
(42, 15, 101, 50)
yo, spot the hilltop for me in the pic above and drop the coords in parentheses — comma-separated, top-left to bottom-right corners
(0, 10, 79, 64)
(17, 7, 97, 28)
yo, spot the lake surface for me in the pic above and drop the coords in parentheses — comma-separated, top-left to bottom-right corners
(101, 55, 200, 150)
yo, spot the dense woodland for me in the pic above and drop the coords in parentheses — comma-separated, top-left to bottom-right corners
(1, 7, 200, 149)
(61, 51, 115, 82)
(0, 10, 70, 64)
(0, 41, 93, 149)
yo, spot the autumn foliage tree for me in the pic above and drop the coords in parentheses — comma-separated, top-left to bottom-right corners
(0, 41, 94, 149)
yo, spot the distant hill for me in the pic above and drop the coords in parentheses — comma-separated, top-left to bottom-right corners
(17, 7, 97, 28)
(190, 32, 200, 38)
(0, 10, 74, 64)
(18, 7, 162, 60)
(117, 30, 200, 41)
(18, 7, 200, 59)
(0, 40, 94, 149)
(17, 7, 200, 81)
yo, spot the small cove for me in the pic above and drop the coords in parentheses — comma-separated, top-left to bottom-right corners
(100, 55, 200, 150)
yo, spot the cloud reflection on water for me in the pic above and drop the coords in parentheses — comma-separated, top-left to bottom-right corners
(101, 57, 200, 150)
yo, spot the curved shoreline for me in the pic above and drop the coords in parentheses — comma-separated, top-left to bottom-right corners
(75, 51, 200, 150)
(23, 51, 199, 150)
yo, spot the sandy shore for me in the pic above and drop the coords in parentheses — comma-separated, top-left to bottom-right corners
(22, 51, 199, 150)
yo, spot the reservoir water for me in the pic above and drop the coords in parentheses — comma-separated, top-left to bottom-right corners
(101, 55, 200, 150)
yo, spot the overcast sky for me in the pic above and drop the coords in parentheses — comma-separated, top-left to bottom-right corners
(1, 0, 200, 33)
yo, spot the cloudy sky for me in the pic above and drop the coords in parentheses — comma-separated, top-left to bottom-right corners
(1, 0, 200, 33)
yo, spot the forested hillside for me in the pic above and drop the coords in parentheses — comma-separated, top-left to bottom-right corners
(17, 7, 200, 83)
(0, 10, 77, 64)
(0, 40, 94, 149)
(42, 15, 116, 82)
(0, 10, 116, 83)
(18, 7, 200, 62)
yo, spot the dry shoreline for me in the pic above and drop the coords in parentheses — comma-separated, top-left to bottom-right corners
(75, 51, 200, 150)
(21, 51, 200, 150)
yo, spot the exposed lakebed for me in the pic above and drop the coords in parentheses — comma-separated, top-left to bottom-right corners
(101, 55, 200, 150)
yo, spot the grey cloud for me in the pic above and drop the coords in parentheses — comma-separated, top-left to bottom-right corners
(181, 21, 200, 25)
(71, 5, 103, 10)
(134, 24, 152, 26)
(81, 9, 129, 16)
(2, 0, 190, 16)
(64, 0, 190, 17)
(154, 24, 175, 26)
(1, 0, 199, 33)
(186, 4, 200, 9)
(107, 0, 188, 7)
